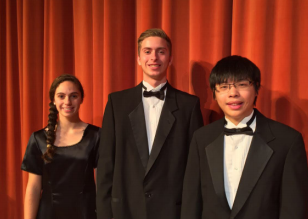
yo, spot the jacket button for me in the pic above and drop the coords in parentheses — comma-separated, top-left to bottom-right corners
(145, 192, 152, 198)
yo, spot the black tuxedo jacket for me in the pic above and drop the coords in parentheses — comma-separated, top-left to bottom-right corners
(96, 83, 203, 219)
(181, 109, 308, 219)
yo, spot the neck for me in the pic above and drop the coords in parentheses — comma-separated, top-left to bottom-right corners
(143, 75, 167, 88)
(227, 117, 242, 126)
(57, 115, 83, 130)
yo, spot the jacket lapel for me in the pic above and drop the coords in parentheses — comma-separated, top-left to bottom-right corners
(129, 83, 149, 170)
(145, 84, 178, 176)
(205, 120, 231, 211)
(230, 109, 275, 218)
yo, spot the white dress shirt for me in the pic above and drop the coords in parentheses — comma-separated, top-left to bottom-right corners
(224, 110, 256, 208)
(142, 81, 167, 154)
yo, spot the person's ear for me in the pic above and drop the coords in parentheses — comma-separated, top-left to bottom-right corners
(137, 56, 141, 65)
(169, 56, 173, 66)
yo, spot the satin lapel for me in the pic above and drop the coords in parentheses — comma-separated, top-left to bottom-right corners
(129, 83, 149, 170)
(145, 85, 178, 176)
(231, 109, 274, 218)
(205, 131, 230, 211)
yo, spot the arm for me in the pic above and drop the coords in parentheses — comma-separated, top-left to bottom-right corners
(94, 128, 101, 188)
(95, 168, 97, 189)
(279, 133, 308, 219)
(24, 173, 42, 219)
(188, 98, 204, 141)
(181, 135, 202, 219)
(96, 96, 115, 219)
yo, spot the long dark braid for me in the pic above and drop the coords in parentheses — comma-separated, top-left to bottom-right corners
(42, 74, 84, 162)
(42, 102, 58, 162)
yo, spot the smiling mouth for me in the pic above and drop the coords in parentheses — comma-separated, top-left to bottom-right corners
(148, 64, 160, 67)
(228, 103, 242, 105)
(226, 102, 243, 110)
(63, 107, 74, 111)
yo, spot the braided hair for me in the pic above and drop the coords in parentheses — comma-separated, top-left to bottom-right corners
(42, 74, 84, 162)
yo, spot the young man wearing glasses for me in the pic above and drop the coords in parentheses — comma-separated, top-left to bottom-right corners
(181, 55, 308, 219)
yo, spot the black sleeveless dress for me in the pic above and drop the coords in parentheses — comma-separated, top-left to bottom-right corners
(21, 124, 100, 219)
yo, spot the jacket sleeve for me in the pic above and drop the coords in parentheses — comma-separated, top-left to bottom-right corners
(181, 134, 202, 219)
(279, 133, 308, 219)
(188, 98, 204, 141)
(96, 95, 115, 219)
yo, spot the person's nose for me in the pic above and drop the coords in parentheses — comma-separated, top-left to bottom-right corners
(64, 96, 71, 105)
(228, 84, 239, 97)
(150, 51, 158, 60)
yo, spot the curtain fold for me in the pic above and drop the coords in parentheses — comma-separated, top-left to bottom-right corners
(1, 0, 307, 218)
(232, 0, 308, 136)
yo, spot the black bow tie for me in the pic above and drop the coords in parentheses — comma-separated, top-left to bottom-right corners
(224, 126, 254, 136)
(224, 110, 256, 136)
(143, 82, 168, 100)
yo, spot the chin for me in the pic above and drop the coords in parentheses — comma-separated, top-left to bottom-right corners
(62, 112, 77, 117)
(226, 111, 243, 119)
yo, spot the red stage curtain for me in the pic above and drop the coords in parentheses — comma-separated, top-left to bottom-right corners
(0, 0, 307, 218)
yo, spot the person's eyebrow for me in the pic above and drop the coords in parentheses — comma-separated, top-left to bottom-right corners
(142, 47, 167, 50)
(56, 91, 79, 95)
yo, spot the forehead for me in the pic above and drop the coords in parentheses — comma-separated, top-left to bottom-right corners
(140, 36, 168, 49)
(55, 81, 80, 93)
(216, 77, 250, 84)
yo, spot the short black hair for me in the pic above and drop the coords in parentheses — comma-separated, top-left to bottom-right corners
(209, 55, 261, 104)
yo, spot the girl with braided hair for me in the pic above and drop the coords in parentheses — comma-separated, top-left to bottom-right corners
(21, 74, 100, 219)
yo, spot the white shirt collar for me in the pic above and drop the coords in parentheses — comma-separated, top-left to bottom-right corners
(142, 80, 167, 92)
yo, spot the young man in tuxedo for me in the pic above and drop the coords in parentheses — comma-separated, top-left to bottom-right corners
(96, 28, 203, 219)
(181, 55, 308, 219)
